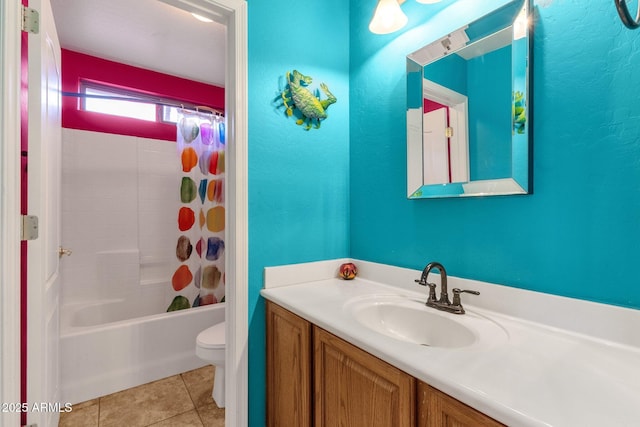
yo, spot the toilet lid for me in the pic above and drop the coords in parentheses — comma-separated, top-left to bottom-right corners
(197, 322, 225, 349)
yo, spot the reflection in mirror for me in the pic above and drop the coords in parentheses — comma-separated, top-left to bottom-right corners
(407, 0, 531, 198)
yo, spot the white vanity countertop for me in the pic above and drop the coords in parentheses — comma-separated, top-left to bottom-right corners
(260, 259, 640, 427)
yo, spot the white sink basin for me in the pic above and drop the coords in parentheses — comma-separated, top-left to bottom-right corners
(345, 295, 507, 349)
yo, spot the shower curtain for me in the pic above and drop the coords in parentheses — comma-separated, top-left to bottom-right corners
(168, 110, 225, 311)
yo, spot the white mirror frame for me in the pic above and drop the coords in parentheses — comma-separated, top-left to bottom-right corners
(0, 1, 248, 426)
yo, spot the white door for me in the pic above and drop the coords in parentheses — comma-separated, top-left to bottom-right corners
(26, 0, 62, 425)
(423, 108, 450, 185)
(448, 108, 470, 183)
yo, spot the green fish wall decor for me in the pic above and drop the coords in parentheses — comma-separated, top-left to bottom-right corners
(280, 70, 337, 130)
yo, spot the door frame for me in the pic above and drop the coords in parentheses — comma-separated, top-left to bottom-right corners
(423, 78, 470, 183)
(0, 1, 24, 426)
(0, 1, 248, 426)
(162, 2, 248, 424)
(207, 1, 249, 425)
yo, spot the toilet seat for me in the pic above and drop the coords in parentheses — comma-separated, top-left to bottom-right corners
(197, 321, 225, 349)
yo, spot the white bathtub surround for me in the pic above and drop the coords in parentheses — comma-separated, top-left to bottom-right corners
(261, 259, 640, 427)
(60, 301, 225, 404)
(137, 137, 182, 306)
(61, 129, 180, 307)
(61, 130, 139, 302)
(96, 249, 141, 297)
(60, 292, 167, 329)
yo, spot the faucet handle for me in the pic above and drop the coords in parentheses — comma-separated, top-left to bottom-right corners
(415, 279, 438, 304)
(425, 282, 437, 303)
(451, 288, 480, 306)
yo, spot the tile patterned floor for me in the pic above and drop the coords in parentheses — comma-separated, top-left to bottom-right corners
(59, 366, 224, 427)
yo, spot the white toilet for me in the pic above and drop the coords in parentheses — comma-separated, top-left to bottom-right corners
(196, 321, 226, 408)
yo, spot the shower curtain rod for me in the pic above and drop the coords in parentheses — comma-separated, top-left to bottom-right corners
(60, 91, 225, 116)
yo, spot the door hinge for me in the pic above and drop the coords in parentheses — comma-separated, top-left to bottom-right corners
(21, 215, 39, 241)
(21, 5, 39, 34)
(445, 127, 454, 138)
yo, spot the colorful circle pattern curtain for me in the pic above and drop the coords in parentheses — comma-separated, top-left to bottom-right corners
(169, 111, 226, 311)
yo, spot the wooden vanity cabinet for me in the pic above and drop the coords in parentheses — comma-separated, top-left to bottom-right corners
(314, 326, 416, 427)
(266, 301, 313, 427)
(418, 382, 505, 427)
(266, 301, 503, 427)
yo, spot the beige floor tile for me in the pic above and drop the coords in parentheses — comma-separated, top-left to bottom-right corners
(181, 365, 215, 408)
(70, 398, 99, 411)
(59, 402, 99, 427)
(148, 409, 204, 427)
(196, 402, 225, 427)
(99, 375, 194, 427)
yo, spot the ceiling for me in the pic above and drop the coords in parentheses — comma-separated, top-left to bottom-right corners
(49, 0, 226, 87)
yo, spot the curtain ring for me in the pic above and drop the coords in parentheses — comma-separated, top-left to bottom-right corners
(195, 105, 217, 115)
(615, 0, 640, 29)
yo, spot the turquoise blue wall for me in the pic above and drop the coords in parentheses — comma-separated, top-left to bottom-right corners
(467, 46, 512, 180)
(248, 0, 640, 423)
(247, 0, 350, 424)
(350, 0, 640, 313)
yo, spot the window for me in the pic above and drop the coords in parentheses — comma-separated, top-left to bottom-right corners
(82, 84, 158, 122)
(161, 105, 189, 124)
(80, 82, 201, 124)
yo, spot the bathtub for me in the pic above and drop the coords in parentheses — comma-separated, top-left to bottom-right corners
(60, 300, 225, 404)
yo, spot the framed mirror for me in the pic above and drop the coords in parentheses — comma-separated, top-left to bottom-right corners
(407, 0, 531, 198)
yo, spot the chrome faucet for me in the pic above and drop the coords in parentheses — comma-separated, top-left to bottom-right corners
(415, 261, 479, 314)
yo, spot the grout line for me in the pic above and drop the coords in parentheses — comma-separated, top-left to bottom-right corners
(194, 405, 206, 427)
(180, 372, 199, 409)
(145, 409, 202, 427)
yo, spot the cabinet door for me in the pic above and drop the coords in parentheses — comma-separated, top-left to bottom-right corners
(266, 301, 312, 427)
(314, 326, 416, 427)
(418, 382, 505, 427)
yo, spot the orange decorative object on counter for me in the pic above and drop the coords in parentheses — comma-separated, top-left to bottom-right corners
(339, 262, 358, 280)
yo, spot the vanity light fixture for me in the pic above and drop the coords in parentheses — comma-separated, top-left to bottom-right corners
(369, 0, 444, 34)
(369, 0, 409, 34)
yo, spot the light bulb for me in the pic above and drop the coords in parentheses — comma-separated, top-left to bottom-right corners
(369, 0, 408, 34)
